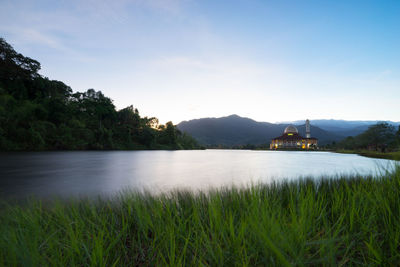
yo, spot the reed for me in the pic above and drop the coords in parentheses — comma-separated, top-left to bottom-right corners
(1, 166, 399, 266)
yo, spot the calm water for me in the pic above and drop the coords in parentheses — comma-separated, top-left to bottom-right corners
(0, 150, 395, 199)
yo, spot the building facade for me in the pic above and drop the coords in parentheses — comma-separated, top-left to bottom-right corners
(270, 121, 318, 150)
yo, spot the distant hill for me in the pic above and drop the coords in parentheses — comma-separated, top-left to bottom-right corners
(177, 115, 343, 146)
(279, 119, 400, 137)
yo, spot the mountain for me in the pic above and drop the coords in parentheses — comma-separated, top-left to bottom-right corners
(279, 119, 400, 136)
(177, 115, 343, 146)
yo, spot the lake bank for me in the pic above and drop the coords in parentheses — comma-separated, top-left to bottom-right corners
(334, 149, 400, 161)
(1, 167, 399, 265)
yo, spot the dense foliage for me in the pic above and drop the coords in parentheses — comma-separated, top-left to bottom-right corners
(331, 122, 400, 152)
(1, 167, 399, 265)
(0, 38, 200, 150)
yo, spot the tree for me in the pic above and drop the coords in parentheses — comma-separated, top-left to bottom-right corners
(0, 38, 41, 81)
(0, 38, 200, 151)
(359, 123, 395, 151)
(0, 38, 41, 100)
(336, 123, 397, 152)
(396, 125, 400, 148)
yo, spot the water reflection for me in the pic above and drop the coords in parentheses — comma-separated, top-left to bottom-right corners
(0, 150, 394, 199)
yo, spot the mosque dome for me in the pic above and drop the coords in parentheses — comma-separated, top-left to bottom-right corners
(284, 125, 298, 134)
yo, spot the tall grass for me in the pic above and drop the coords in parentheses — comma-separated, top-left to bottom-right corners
(1, 167, 400, 266)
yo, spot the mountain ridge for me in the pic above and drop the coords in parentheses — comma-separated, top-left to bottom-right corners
(177, 115, 346, 146)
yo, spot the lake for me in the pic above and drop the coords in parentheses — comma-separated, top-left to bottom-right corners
(0, 150, 395, 200)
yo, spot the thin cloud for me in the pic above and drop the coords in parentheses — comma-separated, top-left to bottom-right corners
(4, 27, 62, 49)
(135, 0, 187, 14)
(0, 26, 96, 63)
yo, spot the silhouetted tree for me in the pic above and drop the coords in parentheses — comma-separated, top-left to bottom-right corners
(361, 123, 395, 151)
(337, 123, 397, 152)
(0, 37, 201, 151)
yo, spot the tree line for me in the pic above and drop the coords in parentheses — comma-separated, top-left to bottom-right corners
(0, 38, 201, 150)
(325, 123, 400, 152)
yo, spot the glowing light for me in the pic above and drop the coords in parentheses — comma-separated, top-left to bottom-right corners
(288, 133, 293, 136)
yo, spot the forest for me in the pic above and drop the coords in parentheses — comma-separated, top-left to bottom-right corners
(0, 38, 201, 150)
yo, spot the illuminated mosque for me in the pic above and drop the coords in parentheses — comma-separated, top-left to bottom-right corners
(270, 119, 318, 149)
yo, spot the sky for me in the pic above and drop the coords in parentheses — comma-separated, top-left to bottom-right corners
(1, 0, 399, 124)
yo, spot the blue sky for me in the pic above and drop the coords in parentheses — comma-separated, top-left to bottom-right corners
(1, 0, 399, 123)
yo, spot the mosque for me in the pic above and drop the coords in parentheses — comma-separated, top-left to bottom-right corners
(270, 119, 318, 150)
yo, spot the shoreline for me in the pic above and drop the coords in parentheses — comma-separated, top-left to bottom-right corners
(2, 148, 398, 161)
(333, 149, 400, 160)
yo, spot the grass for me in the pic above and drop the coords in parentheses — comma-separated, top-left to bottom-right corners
(1, 167, 400, 266)
(335, 149, 400, 160)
